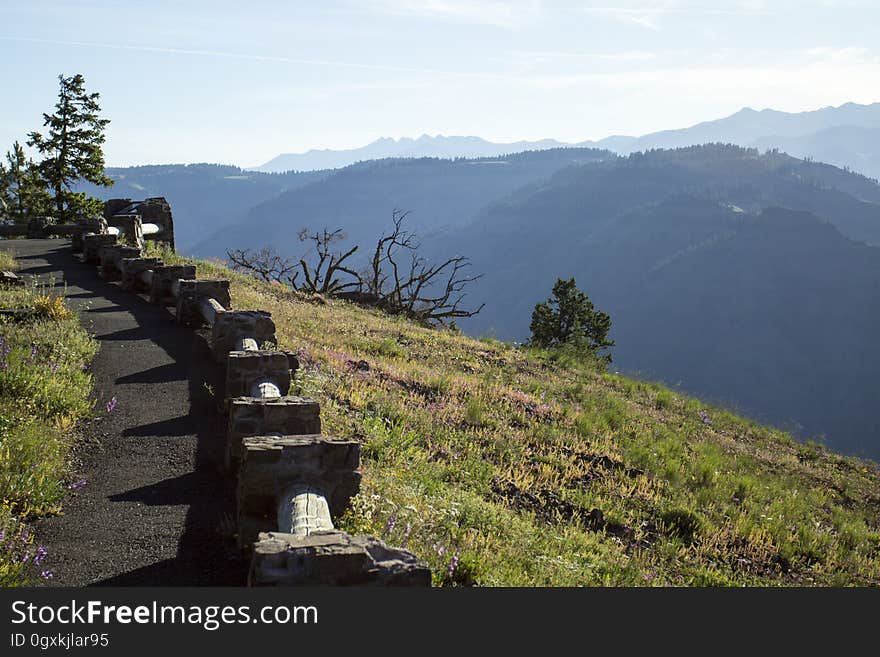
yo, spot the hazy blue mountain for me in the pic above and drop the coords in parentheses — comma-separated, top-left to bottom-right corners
(77, 164, 329, 251)
(249, 135, 576, 173)
(192, 148, 614, 258)
(603, 102, 880, 152)
(598, 102, 880, 179)
(751, 125, 880, 179)
(250, 101, 880, 180)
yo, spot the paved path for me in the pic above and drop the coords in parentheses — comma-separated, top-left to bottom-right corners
(1, 239, 246, 585)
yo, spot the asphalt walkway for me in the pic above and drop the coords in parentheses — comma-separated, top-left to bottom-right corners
(0, 239, 245, 585)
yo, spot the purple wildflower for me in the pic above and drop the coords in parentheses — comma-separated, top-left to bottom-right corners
(402, 522, 412, 546)
(698, 410, 712, 426)
(67, 478, 87, 491)
(27, 346, 37, 364)
(40, 570, 54, 580)
(106, 396, 117, 413)
(384, 513, 398, 536)
(49, 362, 59, 373)
(34, 546, 48, 565)
(447, 551, 460, 579)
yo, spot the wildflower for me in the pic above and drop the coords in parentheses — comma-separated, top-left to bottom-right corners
(40, 570, 54, 580)
(384, 513, 398, 536)
(402, 522, 412, 546)
(106, 396, 117, 413)
(49, 362, 59, 373)
(447, 551, 460, 579)
(698, 410, 712, 426)
(68, 478, 87, 491)
(27, 346, 37, 363)
(34, 546, 48, 565)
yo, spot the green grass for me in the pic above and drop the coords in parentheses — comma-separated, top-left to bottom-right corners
(0, 250, 18, 271)
(154, 245, 880, 586)
(0, 269, 98, 586)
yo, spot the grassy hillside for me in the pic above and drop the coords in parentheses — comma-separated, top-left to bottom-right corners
(163, 248, 880, 586)
(0, 263, 98, 585)
(429, 145, 880, 460)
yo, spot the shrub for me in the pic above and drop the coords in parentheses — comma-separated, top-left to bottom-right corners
(529, 277, 614, 361)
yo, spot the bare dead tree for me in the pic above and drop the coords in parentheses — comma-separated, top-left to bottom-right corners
(361, 209, 485, 323)
(295, 227, 361, 295)
(227, 246, 297, 284)
(228, 210, 484, 325)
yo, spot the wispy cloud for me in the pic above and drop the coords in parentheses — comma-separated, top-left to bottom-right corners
(510, 49, 658, 62)
(360, 0, 543, 28)
(578, 1, 771, 30)
(0, 35, 515, 81)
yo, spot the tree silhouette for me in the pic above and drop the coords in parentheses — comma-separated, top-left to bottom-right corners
(529, 277, 614, 360)
(28, 74, 112, 222)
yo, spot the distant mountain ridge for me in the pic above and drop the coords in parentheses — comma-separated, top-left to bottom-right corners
(250, 101, 880, 179)
(248, 135, 574, 173)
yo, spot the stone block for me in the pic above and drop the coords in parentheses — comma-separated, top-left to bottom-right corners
(71, 217, 107, 252)
(141, 197, 175, 251)
(82, 233, 118, 265)
(26, 217, 52, 239)
(109, 214, 144, 249)
(237, 434, 360, 547)
(148, 265, 196, 304)
(99, 245, 141, 279)
(226, 396, 320, 471)
(175, 279, 231, 326)
(119, 257, 163, 291)
(249, 531, 431, 586)
(103, 198, 132, 220)
(211, 310, 276, 360)
(224, 350, 296, 398)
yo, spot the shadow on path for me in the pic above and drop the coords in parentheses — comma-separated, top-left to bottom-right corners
(7, 240, 246, 586)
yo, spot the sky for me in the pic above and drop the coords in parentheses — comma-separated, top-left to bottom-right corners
(2, 0, 879, 167)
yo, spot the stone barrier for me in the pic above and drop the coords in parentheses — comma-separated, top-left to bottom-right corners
(119, 257, 164, 291)
(148, 265, 196, 304)
(99, 245, 141, 279)
(175, 279, 231, 326)
(226, 396, 321, 471)
(249, 531, 431, 586)
(237, 434, 360, 547)
(68, 223, 431, 587)
(82, 233, 118, 264)
(211, 310, 276, 361)
(225, 350, 297, 399)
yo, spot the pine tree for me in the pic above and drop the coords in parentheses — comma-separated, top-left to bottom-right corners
(2, 141, 51, 223)
(0, 162, 8, 219)
(529, 277, 614, 360)
(27, 73, 112, 223)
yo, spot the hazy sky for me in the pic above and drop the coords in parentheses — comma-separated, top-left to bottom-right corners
(2, 0, 879, 167)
